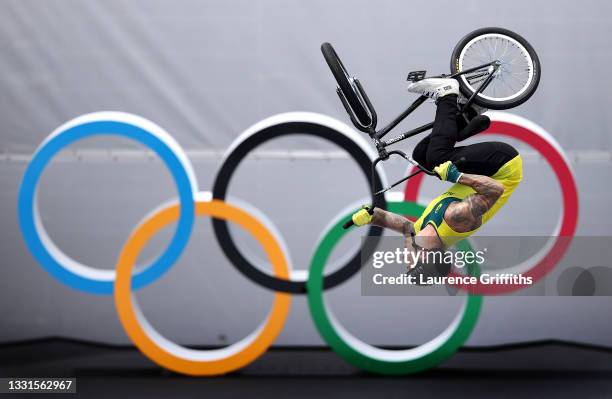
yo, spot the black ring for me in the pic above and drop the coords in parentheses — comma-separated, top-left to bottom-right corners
(212, 121, 387, 294)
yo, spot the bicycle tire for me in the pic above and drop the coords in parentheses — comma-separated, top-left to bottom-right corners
(321, 42, 372, 127)
(450, 27, 541, 110)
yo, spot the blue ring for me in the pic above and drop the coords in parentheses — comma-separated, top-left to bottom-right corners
(18, 120, 196, 294)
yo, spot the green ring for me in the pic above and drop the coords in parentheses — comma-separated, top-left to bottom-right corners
(307, 201, 483, 375)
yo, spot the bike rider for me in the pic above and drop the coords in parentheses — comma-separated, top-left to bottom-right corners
(351, 78, 523, 277)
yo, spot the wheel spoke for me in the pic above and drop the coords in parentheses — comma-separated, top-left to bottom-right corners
(458, 32, 535, 102)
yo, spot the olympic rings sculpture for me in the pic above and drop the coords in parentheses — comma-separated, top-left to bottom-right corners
(18, 112, 197, 294)
(18, 111, 578, 375)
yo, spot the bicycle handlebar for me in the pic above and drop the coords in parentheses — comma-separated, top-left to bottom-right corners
(342, 157, 466, 229)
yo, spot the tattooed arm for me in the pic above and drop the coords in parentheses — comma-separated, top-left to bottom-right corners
(445, 173, 505, 232)
(370, 208, 414, 236)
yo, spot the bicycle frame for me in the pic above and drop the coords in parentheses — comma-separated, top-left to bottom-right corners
(336, 60, 501, 195)
(338, 61, 500, 155)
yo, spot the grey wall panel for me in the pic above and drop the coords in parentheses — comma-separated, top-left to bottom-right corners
(1, 0, 612, 347)
(2, 157, 611, 346)
(1, 0, 611, 151)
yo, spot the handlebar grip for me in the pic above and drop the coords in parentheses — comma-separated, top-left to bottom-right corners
(342, 206, 375, 230)
(342, 219, 355, 229)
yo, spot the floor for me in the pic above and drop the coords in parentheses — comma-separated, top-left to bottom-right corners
(1, 340, 612, 398)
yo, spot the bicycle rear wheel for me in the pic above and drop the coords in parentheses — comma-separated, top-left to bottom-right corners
(321, 43, 373, 128)
(450, 27, 541, 110)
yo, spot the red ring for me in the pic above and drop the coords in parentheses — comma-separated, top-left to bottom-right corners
(403, 118, 579, 294)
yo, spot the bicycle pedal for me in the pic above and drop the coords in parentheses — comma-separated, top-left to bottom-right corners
(407, 70, 426, 82)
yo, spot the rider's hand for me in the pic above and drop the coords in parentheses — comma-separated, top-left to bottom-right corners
(352, 205, 374, 227)
(434, 161, 463, 183)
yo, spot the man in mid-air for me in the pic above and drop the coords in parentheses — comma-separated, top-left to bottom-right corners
(351, 78, 523, 276)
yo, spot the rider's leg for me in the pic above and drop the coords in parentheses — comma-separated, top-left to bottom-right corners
(412, 111, 490, 167)
(407, 78, 461, 168)
(457, 114, 491, 141)
(418, 91, 516, 176)
(412, 135, 430, 167)
(448, 141, 519, 176)
(409, 78, 491, 167)
(425, 94, 462, 167)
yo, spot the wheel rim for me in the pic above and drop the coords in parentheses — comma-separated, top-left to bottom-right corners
(458, 33, 534, 102)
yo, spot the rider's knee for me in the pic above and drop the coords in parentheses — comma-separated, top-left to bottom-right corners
(426, 150, 447, 168)
(412, 139, 429, 166)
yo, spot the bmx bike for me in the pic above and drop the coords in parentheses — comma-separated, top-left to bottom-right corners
(321, 27, 540, 228)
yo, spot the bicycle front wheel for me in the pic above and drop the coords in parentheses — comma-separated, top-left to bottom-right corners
(321, 42, 373, 128)
(450, 27, 541, 110)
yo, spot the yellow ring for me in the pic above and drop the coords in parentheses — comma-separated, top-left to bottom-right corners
(114, 199, 291, 376)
